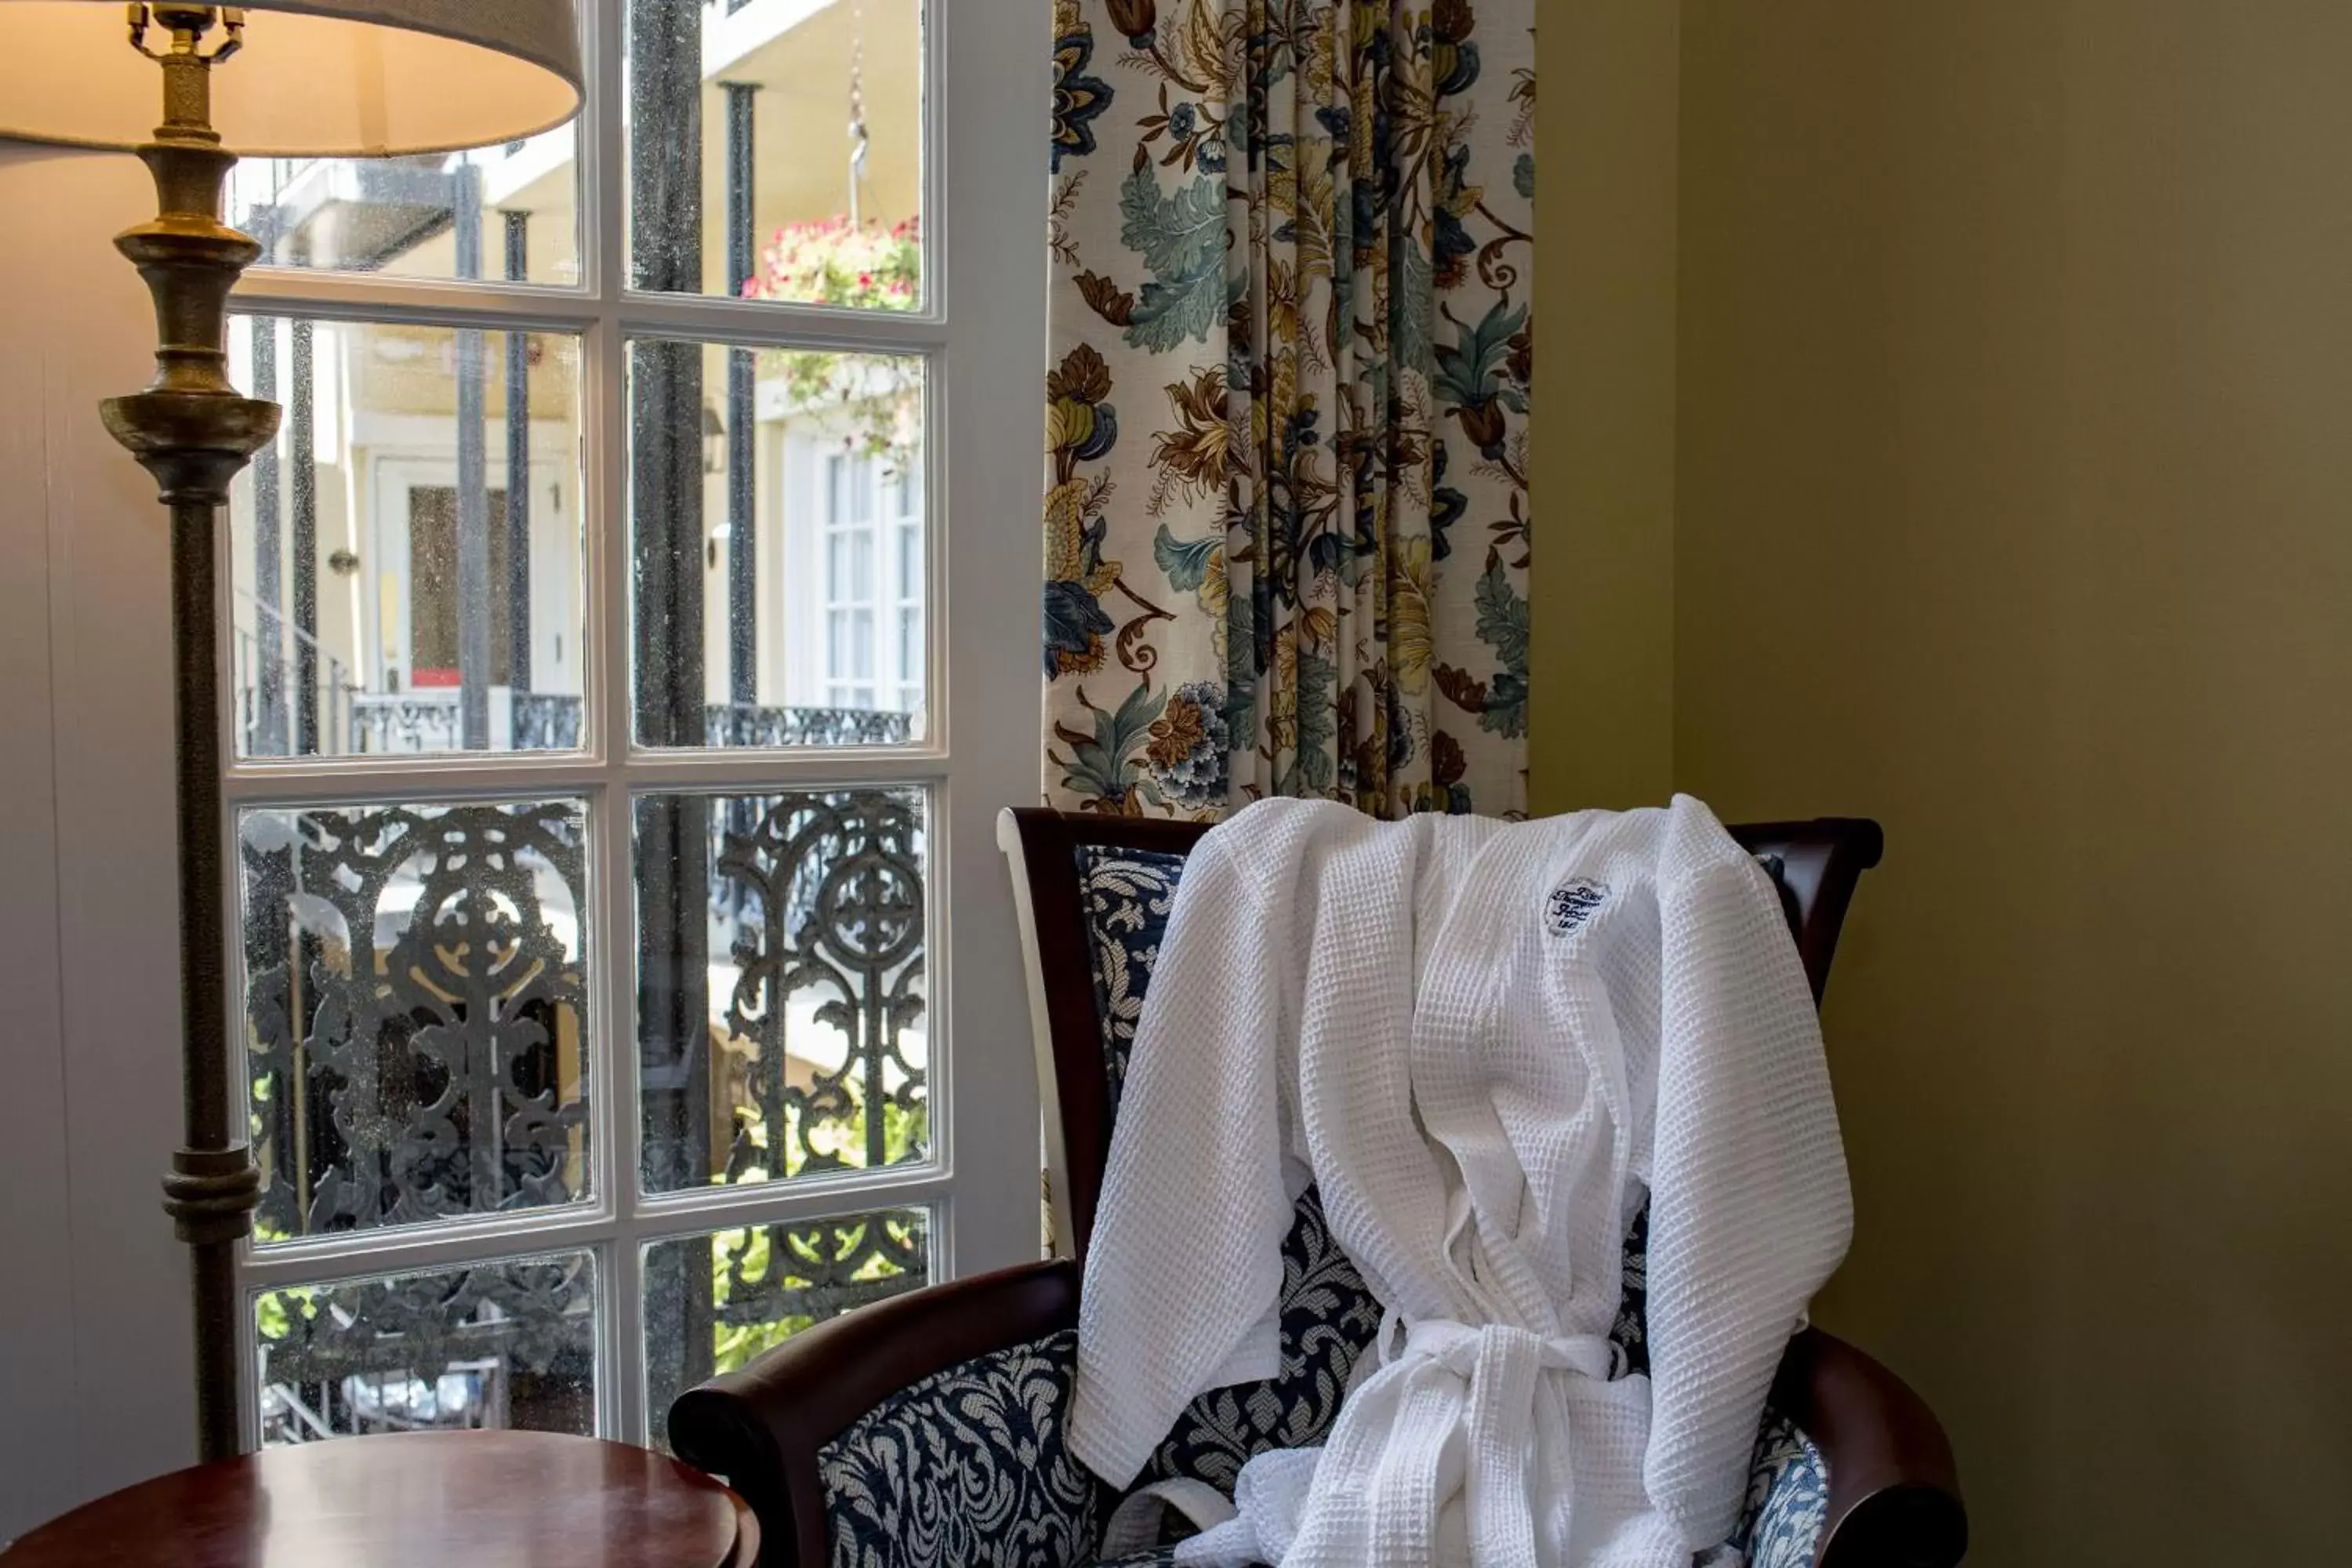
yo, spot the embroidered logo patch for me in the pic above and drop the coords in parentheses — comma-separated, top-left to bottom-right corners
(1546, 877, 1612, 937)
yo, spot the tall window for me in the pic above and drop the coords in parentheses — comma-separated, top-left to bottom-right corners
(219, 0, 1040, 1448)
(815, 453, 923, 713)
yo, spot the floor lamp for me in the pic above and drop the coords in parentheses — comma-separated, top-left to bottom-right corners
(0, 1, 580, 1463)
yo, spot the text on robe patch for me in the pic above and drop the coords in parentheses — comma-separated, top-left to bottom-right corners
(1547, 878, 1612, 937)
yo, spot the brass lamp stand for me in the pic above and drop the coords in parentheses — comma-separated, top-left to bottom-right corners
(100, 5, 278, 1465)
(0, 0, 583, 1463)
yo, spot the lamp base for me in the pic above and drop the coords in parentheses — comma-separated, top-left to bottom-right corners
(100, 8, 279, 1463)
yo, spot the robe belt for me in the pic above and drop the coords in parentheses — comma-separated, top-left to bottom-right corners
(1114, 1320, 1622, 1568)
(1370, 1316, 1617, 1568)
(1392, 1316, 1619, 1382)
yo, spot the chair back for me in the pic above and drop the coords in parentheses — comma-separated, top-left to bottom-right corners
(998, 807, 1884, 1266)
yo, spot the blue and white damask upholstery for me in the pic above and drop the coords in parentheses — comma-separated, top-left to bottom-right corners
(817, 1329, 1107, 1568)
(1737, 1414, 1833, 1568)
(813, 844, 1831, 1568)
(1075, 846, 1187, 1119)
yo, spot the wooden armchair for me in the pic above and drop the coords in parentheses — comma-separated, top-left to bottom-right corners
(669, 808, 1966, 1568)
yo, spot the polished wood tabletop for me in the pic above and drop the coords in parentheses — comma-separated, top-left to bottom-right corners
(1, 1430, 757, 1567)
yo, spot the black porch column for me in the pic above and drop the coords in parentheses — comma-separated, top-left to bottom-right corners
(453, 165, 492, 750)
(724, 80, 760, 707)
(250, 314, 285, 756)
(503, 209, 535, 699)
(631, 0, 715, 1428)
(290, 319, 318, 755)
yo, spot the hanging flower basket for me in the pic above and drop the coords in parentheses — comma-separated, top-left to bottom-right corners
(742, 216, 924, 470)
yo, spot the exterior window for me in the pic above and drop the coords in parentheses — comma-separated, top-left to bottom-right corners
(219, 0, 1038, 1449)
(815, 451, 923, 714)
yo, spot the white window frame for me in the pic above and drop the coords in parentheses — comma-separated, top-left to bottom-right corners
(220, 0, 1045, 1448)
(891, 466, 924, 717)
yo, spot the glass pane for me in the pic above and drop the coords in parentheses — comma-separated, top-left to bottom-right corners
(848, 529, 875, 601)
(896, 520, 921, 597)
(636, 789, 927, 1195)
(628, 339, 926, 747)
(643, 1209, 929, 1448)
(851, 609, 876, 680)
(230, 140, 583, 285)
(625, 0, 924, 308)
(255, 1250, 596, 1446)
(241, 799, 591, 1243)
(227, 317, 587, 759)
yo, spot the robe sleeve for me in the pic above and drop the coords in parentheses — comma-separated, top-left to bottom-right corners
(1640, 802, 1855, 1546)
(1067, 806, 1309, 1489)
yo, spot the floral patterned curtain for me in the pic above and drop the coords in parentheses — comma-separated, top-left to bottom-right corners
(1042, 0, 1534, 819)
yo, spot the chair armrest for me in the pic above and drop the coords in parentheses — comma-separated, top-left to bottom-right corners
(1771, 1327, 1967, 1568)
(669, 1257, 1080, 1568)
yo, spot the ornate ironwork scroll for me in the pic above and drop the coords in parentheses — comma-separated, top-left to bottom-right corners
(246, 787, 934, 1446)
(242, 800, 590, 1241)
(641, 1207, 930, 1447)
(711, 789, 927, 1181)
(716, 1208, 927, 1330)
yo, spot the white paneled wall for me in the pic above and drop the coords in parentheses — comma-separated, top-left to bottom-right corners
(0, 143, 198, 1540)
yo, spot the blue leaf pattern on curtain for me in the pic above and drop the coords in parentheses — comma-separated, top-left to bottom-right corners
(1044, 0, 1534, 819)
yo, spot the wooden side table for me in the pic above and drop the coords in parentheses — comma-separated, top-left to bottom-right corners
(1, 1431, 757, 1567)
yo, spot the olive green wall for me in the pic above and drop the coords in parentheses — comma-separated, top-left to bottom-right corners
(1539, 2, 2352, 1558)
(1528, 1, 1679, 815)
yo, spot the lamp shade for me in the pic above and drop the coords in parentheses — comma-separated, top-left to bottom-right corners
(0, 2, 581, 157)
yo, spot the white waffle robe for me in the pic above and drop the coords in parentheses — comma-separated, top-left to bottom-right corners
(1068, 797, 1853, 1568)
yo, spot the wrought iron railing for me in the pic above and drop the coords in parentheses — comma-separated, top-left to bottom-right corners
(243, 788, 930, 1444)
(231, 679, 918, 760)
(705, 702, 915, 748)
(347, 693, 463, 754)
(510, 691, 584, 750)
(503, 695, 916, 753)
